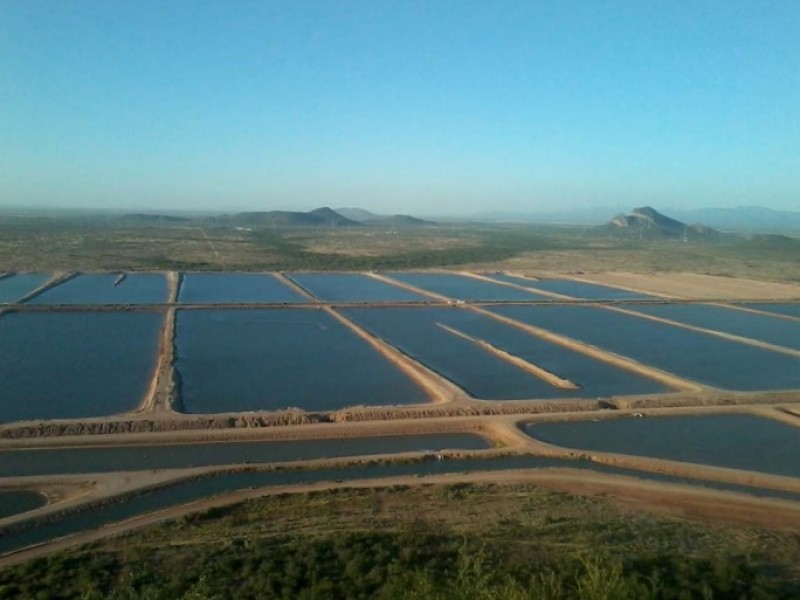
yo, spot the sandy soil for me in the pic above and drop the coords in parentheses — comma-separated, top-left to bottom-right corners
(575, 272, 800, 300)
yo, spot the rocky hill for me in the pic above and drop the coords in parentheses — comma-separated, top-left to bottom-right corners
(606, 206, 719, 240)
(226, 207, 362, 228)
(336, 207, 437, 227)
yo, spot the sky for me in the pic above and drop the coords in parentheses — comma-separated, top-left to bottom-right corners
(1, 1, 799, 216)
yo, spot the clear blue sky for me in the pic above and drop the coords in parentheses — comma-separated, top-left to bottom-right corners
(2, 1, 798, 215)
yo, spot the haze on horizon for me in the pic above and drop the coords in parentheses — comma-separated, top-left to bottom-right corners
(1, 1, 798, 216)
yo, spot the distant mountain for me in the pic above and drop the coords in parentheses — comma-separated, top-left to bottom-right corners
(335, 207, 383, 222)
(226, 207, 362, 228)
(605, 206, 719, 240)
(361, 214, 437, 227)
(665, 206, 800, 232)
(471, 206, 627, 225)
(334, 207, 437, 227)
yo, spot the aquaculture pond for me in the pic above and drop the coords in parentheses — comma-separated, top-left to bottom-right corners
(4, 454, 800, 558)
(175, 309, 426, 413)
(0, 434, 489, 477)
(742, 303, 800, 319)
(288, 272, 428, 303)
(487, 274, 655, 300)
(385, 272, 548, 301)
(489, 305, 800, 391)
(178, 273, 307, 304)
(624, 303, 800, 351)
(0, 311, 163, 423)
(0, 491, 47, 520)
(0, 273, 50, 303)
(525, 414, 800, 479)
(28, 273, 168, 304)
(344, 307, 664, 399)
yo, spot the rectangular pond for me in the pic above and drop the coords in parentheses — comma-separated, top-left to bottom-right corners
(487, 274, 655, 300)
(0, 491, 47, 520)
(525, 414, 800, 479)
(427, 308, 670, 397)
(0, 274, 51, 303)
(489, 304, 800, 391)
(175, 309, 427, 412)
(623, 303, 800, 351)
(0, 433, 490, 477)
(343, 307, 667, 399)
(5, 453, 800, 558)
(288, 272, 429, 303)
(28, 273, 168, 305)
(0, 312, 163, 423)
(385, 272, 549, 301)
(178, 273, 307, 304)
(741, 303, 800, 319)
(0, 456, 596, 556)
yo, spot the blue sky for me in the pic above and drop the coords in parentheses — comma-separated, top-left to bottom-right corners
(1, 1, 798, 215)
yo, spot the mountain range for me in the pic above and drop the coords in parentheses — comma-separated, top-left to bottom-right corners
(121, 207, 437, 228)
(473, 205, 800, 231)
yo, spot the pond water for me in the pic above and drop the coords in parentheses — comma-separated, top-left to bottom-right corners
(0, 312, 163, 422)
(29, 273, 168, 304)
(0, 491, 47, 520)
(0, 274, 51, 303)
(486, 274, 654, 300)
(625, 303, 800, 351)
(427, 308, 669, 397)
(175, 309, 427, 413)
(0, 433, 490, 477)
(3, 453, 800, 557)
(741, 303, 800, 319)
(178, 273, 307, 304)
(385, 272, 548, 301)
(489, 305, 800, 391)
(0, 456, 590, 556)
(288, 273, 428, 303)
(525, 414, 800, 479)
(344, 307, 666, 399)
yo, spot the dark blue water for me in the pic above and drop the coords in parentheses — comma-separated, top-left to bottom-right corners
(3, 454, 800, 557)
(29, 273, 168, 304)
(489, 305, 800, 391)
(420, 308, 669, 397)
(178, 273, 307, 304)
(526, 414, 800, 479)
(176, 309, 427, 412)
(487, 274, 654, 300)
(742, 303, 800, 319)
(0, 492, 47, 519)
(0, 434, 489, 477)
(288, 273, 428, 303)
(624, 303, 800, 351)
(0, 274, 50, 303)
(345, 307, 615, 400)
(0, 312, 163, 422)
(386, 272, 548, 301)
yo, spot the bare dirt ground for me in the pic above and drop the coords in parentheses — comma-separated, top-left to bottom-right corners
(574, 271, 800, 300)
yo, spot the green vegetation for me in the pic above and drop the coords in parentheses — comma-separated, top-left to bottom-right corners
(1, 212, 799, 280)
(1, 484, 798, 599)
